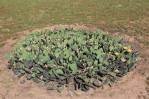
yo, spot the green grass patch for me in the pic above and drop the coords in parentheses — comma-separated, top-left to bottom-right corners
(0, 42, 4, 48)
(0, 0, 149, 42)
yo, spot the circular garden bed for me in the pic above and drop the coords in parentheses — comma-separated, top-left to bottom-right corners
(7, 28, 137, 92)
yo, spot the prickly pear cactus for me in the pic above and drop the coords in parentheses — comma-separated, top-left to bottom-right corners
(7, 28, 137, 91)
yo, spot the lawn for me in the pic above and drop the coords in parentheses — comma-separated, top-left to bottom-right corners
(0, 0, 149, 46)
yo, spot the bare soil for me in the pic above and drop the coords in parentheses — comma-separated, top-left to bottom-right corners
(0, 25, 149, 99)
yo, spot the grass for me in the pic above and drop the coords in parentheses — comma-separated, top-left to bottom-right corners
(0, 0, 149, 46)
(0, 42, 4, 48)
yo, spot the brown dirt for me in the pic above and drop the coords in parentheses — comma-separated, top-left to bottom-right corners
(0, 25, 149, 99)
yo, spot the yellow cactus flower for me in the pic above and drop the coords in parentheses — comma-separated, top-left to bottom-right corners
(127, 48, 132, 53)
(123, 46, 128, 50)
(115, 52, 119, 56)
(121, 57, 126, 62)
(123, 46, 132, 53)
